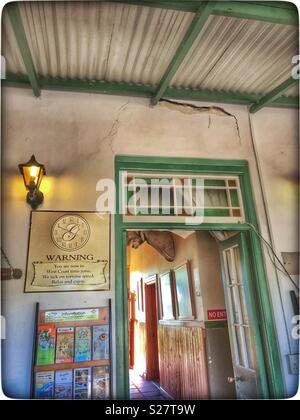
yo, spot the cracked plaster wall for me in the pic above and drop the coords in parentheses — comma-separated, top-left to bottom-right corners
(1, 87, 298, 398)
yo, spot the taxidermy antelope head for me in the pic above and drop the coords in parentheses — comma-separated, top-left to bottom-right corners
(127, 231, 175, 262)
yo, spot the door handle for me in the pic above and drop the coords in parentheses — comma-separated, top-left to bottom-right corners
(227, 376, 242, 384)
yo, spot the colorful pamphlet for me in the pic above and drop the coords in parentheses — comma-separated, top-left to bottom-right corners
(35, 371, 54, 399)
(36, 324, 56, 366)
(73, 368, 92, 400)
(74, 326, 92, 362)
(54, 370, 73, 399)
(92, 325, 109, 360)
(55, 327, 74, 363)
(92, 366, 110, 400)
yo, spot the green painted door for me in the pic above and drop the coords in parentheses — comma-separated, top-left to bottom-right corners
(219, 233, 269, 399)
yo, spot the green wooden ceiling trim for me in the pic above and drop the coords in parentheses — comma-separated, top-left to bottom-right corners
(4, 73, 156, 97)
(6, 4, 41, 97)
(213, 1, 298, 25)
(165, 85, 299, 108)
(150, 1, 215, 106)
(114, 1, 298, 26)
(249, 77, 299, 113)
(4, 73, 299, 110)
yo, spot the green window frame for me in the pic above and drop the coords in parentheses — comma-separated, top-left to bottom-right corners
(114, 155, 285, 400)
(121, 172, 244, 222)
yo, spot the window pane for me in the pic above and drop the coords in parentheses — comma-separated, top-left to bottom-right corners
(230, 189, 239, 207)
(126, 179, 136, 215)
(244, 327, 255, 369)
(204, 209, 230, 217)
(205, 189, 228, 207)
(225, 250, 241, 323)
(225, 250, 234, 285)
(204, 179, 226, 187)
(150, 178, 173, 186)
(160, 273, 174, 319)
(230, 287, 240, 323)
(233, 247, 249, 324)
(238, 285, 249, 325)
(232, 209, 241, 217)
(233, 247, 242, 283)
(234, 326, 246, 367)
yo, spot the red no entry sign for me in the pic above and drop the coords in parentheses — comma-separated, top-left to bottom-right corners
(207, 309, 227, 320)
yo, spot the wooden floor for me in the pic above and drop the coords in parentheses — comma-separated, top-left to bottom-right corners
(130, 371, 170, 400)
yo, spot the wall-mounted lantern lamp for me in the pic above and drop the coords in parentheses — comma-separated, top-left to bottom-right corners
(18, 155, 45, 209)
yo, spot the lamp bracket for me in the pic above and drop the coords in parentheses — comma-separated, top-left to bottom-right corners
(27, 189, 44, 210)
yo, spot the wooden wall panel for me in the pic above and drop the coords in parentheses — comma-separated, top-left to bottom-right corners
(158, 324, 208, 400)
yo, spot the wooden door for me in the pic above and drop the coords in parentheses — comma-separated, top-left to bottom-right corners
(145, 281, 160, 381)
(219, 233, 267, 399)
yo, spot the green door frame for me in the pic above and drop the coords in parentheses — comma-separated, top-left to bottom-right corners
(114, 155, 285, 400)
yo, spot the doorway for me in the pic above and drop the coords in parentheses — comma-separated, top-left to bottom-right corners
(129, 273, 166, 401)
(115, 155, 284, 400)
(126, 228, 268, 400)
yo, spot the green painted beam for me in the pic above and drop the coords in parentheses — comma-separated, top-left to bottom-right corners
(213, 1, 298, 25)
(4, 73, 156, 96)
(4, 73, 299, 109)
(165, 86, 299, 108)
(249, 77, 298, 113)
(6, 4, 40, 97)
(115, 1, 298, 26)
(113, 0, 205, 13)
(151, 1, 215, 105)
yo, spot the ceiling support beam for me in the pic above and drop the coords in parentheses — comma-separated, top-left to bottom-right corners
(150, 1, 214, 106)
(4, 73, 299, 110)
(213, 1, 298, 25)
(7, 4, 41, 97)
(249, 77, 298, 113)
(115, 1, 298, 26)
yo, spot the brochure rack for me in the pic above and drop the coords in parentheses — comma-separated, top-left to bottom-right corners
(31, 301, 112, 400)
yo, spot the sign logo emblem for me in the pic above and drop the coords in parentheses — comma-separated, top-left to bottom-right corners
(51, 214, 91, 251)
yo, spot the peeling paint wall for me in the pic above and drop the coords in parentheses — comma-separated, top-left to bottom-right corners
(0, 87, 298, 398)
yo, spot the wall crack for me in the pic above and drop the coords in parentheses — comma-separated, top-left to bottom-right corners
(100, 101, 129, 154)
(159, 98, 241, 142)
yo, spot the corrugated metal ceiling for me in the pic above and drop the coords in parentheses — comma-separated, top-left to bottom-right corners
(2, 9, 26, 74)
(2, 1, 299, 97)
(3, 2, 194, 84)
(172, 15, 298, 96)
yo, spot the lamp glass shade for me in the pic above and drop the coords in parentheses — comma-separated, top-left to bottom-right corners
(19, 155, 45, 190)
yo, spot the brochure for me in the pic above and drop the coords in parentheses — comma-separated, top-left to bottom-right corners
(55, 327, 74, 363)
(74, 326, 92, 362)
(54, 370, 73, 399)
(92, 325, 109, 360)
(35, 371, 54, 399)
(36, 324, 56, 366)
(73, 367, 92, 400)
(92, 366, 110, 400)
